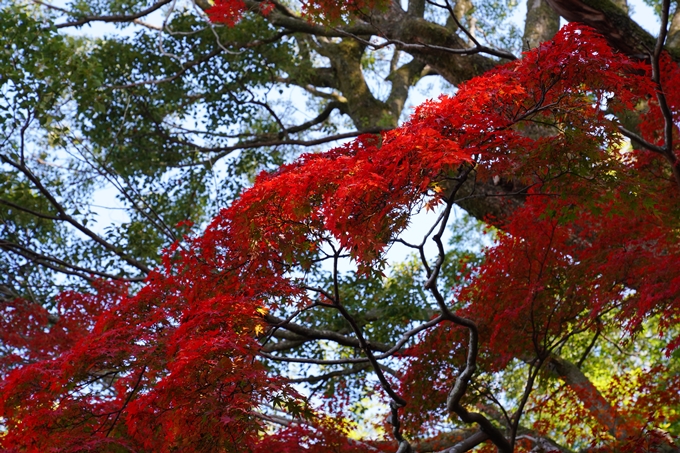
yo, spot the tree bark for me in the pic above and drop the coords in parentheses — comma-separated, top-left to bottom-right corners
(523, 0, 560, 50)
(545, 0, 673, 59)
(548, 355, 632, 439)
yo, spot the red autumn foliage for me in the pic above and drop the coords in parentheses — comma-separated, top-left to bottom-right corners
(207, 0, 385, 25)
(206, 0, 247, 26)
(1, 22, 680, 452)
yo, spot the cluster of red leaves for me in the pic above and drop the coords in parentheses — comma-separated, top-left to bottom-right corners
(2, 23, 680, 451)
(206, 0, 277, 26)
(207, 0, 387, 26)
(206, 0, 246, 26)
(0, 272, 283, 451)
(397, 25, 680, 444)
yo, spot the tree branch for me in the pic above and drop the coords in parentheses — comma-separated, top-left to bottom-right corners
(0, 239, 143, 282)
(0, 155, 151, 274)
(263, 313, 392, 352)
(547, 354, 633, 439)
(56, 0, 173, 28)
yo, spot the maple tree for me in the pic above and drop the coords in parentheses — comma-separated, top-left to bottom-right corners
(2, 0, 680, 448)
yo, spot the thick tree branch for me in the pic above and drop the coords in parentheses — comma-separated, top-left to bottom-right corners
(287, 363, 372, 384)
(522, 0, 560, 50)
(434, 430, 489, 453)
(246, 0, 500, 87)
(263, 313, 392, 352)
(386, 57, 428, 123)
(279, 101, 345, 138)
(545, 0, 678, 60)
(278, 66, 338, 91)
(424, 0, 517, 60)
(547, 354, 632, 439)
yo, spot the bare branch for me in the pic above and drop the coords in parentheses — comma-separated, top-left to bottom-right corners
(412, 166, 512, 451)
(194, 129, 389, 164)
(0, 239, 144, 282)
(435, 430, 490, 453)
(335, 28, 517, 61)
(618, 126, 666, 154)
(56, 0, 173, 28)
(263, 313, 392, 352)
(259, 351, 370, 365)
(424, 0, 517, 61)
(287, 363, 371, 383)
(0, 154, 151, 274)
(280, 102, 344, 138)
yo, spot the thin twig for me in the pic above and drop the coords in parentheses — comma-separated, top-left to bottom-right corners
(56, 0, 173, 28)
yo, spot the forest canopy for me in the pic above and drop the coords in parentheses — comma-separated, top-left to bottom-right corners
(1, 0, 680, 451)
